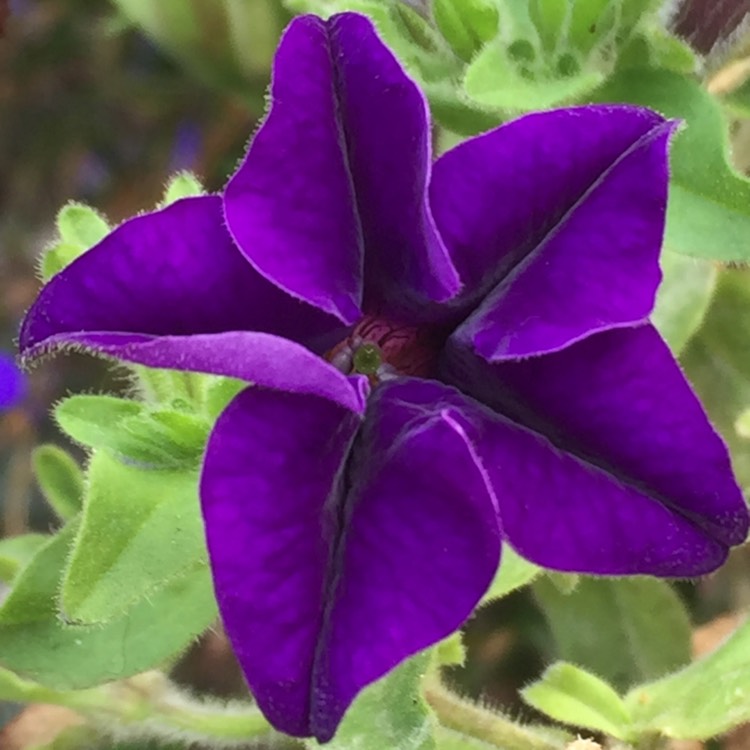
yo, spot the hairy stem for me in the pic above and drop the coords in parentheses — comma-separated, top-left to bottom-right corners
(424, 675, 571, 750)
(0, 669, 281, 747)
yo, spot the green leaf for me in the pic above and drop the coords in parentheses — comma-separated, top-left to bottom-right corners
(112, 0, 252, 95)
(61, 451, 208, 624)
(679, 269, 750, 487)
(32, 444, 84, 520)
(465, 42, 604, 111)
(202, 376, 248, 420)
(39, 242, 87, 282)
(626, 616, 750, 739)
(529, 0, 570, 51)
(55, 394, 207, 468)
(56, 202, 109, 249)
(482, 546, 541, 602)
(652, 250, 718, 354)
(0, 534, 49, 584)
(569, 0, 616, 54)
(618, 0, 661, 32)
(161, 171, 205, 205)
(591, 68, 750, 261)
(642, 26, 699, 73)
(533, 576, 691, 691)
(522, 662, 633, 739)
(313, 652, 435, 750)
(223, 0, 285, 78)
(0, 524, 216, 689)
(433, 0, 499, 61)
(435, 633, 466, 669)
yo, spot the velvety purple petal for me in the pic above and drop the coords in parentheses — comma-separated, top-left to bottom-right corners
(0, 353, 25, 410)
(20, 195, 342, 358)
(26, 331, 367, 414)
(432, 106, 673, 358)
(314, 383, 501, 739)
(201, 387, 363, 738)
(327, 13, 461, 317)
(224, 13, 459, 325)
(440, 324, 748, 559)
(202, 380, 501, 741)
(387, 378, 734, 576)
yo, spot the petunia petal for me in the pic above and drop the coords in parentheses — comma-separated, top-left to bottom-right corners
(223, 13, 460, 325)
(314, 382, 501, 739)
(328, 14, 461, 316)
(202, 379, 501, 741)
(20, 195, 342, 358)
(440, 324, 748, 568)
(201, 387, 363, 738)
(28, 329, 367, 414)
(432, 106, 673, 358)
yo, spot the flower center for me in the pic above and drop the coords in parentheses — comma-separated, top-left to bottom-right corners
(326, 315, 440, 383)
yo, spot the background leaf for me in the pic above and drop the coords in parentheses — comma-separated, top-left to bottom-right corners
(482, 546, 541, 603)
(592, 68, 750, 261)
(61, 451, 208, 624)
(0, 534, 49, 584)
(533, 576, 691, 691)
(627, 616, 750, 739)
(679, 268, 750, 488)
(522, 662, 633, 739)
(464, 42, 604, 111)
(32, 444, 84, 520)
(55, 394, 207, 469)
(652, 250, 718, 354)
(0, 524, 216, 689)
(313, 652, 435, 750)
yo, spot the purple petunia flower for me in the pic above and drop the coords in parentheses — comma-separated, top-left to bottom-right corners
(0, 352, 25, 411)
(18, 12, 749, 742)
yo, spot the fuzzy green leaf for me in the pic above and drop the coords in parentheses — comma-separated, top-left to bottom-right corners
(626, 616, 750, 738)
(0, 523, 216, 689)
(161, 171, 205, 205)
(569, 0, 617, 54)
(0, 534, 49, 584)
(56, 202, 109, 249)
(314, 652, 435, 750)
(641, 26, 698, 73)
(433, 0, 499, 61)
(592, 68, 750, 261)
(39, 242, 87, 282)
(482, 546, 541, 602)
(534, 576, 691, 691)
(652, 250, 718, 354)
(523, 662, 633, 739)
(32, 444, 84, 520)
(55, 394, 207, 468)
(61, 451, 207, 624)
(465, 41, 604, 111)
(529, 0, 570, 51)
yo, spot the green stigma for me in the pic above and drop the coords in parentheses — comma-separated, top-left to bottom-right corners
(352, 342, 382, 376)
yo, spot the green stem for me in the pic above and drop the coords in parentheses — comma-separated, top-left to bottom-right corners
(424, 675, 570, 750)
(150, 697, 273, 740)
(1, 669, 278, 746)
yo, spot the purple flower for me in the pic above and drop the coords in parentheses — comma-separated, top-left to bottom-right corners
(0, 352, 25, 411)
(18, 12, 748, 742)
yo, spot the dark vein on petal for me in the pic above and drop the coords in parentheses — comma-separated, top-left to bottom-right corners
(438, 344, 732, 544)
